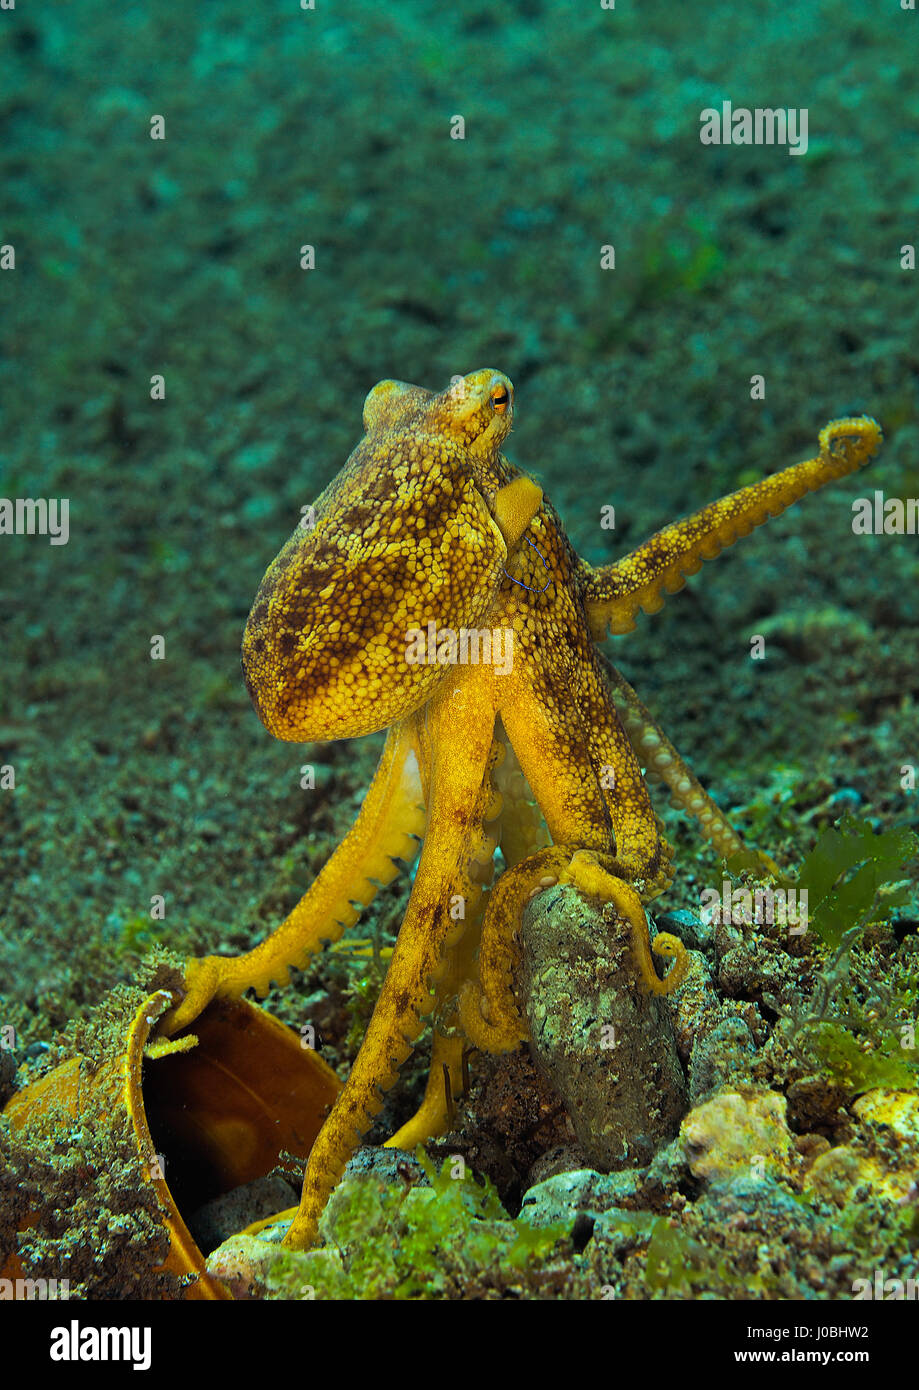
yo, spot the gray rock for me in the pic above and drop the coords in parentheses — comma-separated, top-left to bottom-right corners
(341, 1146, 429, 1187)
(520, 883, 688, 1171)
(189, 1173, 300, 1252)
(654, 908, 712, 951)
(689, 1015, 757, 1103)
(518, 1166, 644, 1228)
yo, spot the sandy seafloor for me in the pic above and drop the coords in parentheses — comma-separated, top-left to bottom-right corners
(1, 0, 918, 1303)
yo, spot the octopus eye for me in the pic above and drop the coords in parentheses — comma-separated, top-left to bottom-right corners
(490, 384, 510, 414)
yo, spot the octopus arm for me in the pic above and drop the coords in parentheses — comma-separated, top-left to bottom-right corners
(583, 416, 882, 639)
(163, 719, 425, 1035)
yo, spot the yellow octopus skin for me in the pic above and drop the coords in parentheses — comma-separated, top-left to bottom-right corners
(161, 370, 881, 1249)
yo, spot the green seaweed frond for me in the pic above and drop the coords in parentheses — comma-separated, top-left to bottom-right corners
(730, 815, 917, 949)
(792, 816, 917, 950)
(773, 817, 919, 1095)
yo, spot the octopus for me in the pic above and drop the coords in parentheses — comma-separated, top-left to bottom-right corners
(163, 369, 881, 1249)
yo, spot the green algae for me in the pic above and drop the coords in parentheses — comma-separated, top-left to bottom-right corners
(261, 1150, 569, 1300)
(115, 913, 169, 959)
(796, 1020, 919, 1096)
(643, 1215, 733, 1298)
(0, 1103, 182, 1300)
(594, 1209, 735, 1298)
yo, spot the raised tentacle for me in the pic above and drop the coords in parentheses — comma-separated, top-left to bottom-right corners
(583, 417, 882, 639)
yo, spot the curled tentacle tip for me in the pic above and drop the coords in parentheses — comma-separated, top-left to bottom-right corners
(650, 930, 690, 994)
(818, 415, 883, 463)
